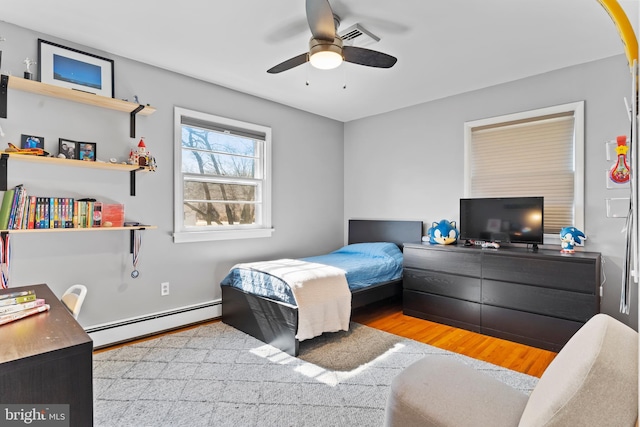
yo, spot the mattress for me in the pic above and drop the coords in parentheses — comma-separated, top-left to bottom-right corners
(220, 242, 403, 305)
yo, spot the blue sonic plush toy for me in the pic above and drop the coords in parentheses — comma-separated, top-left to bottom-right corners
(560, 226, 586, 253)
(424, 219, 459, 245)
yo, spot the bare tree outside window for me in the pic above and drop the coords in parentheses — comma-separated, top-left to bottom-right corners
(182, 126, 260, 226)
(173, 107, 272, 242)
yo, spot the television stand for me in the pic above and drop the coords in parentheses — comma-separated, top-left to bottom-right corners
(402, 243, 601, 351)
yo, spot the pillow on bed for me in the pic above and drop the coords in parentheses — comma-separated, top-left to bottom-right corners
(332, 242, 403, 262)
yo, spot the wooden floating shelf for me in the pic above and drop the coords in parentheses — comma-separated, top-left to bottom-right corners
(3, 225, 157, 234)
(3, 152, 150, 172)
(7, 75, 156, 115)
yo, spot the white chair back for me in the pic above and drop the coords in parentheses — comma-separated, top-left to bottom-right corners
(61, 284, 87, 319)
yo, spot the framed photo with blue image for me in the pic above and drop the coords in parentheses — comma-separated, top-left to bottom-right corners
(78, 142, 96, 161)
(20, 134, 44, 150)
(37, 39, 114, 98)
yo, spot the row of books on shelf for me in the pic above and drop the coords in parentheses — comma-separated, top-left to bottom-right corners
(0, 289, 50, 326)
(0, 185, 125, 230)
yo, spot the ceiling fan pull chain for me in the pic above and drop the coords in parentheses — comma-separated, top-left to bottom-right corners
(343, 64, 347, 89)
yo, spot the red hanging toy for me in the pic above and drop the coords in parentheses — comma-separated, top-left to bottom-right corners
(610, 135, 630, 184)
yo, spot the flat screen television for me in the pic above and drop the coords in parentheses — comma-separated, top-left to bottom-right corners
(459, 197, 544, 246)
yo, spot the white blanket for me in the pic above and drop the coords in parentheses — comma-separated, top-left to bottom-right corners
(232, 259, 351, 341)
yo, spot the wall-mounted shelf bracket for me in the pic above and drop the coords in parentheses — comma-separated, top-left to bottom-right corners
(0, 153, 7, 191)
(0, 74, 8, 119)
(130, 167, 144, 196)
(130, 105, 145, 138)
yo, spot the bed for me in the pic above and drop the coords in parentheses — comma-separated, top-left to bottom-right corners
(221, 219, 423, 356)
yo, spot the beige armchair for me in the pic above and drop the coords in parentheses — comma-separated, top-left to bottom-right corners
(384, 313, 638, 427)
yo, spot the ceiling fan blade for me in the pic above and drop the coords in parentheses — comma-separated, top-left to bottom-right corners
(306, 0, 336, 41)
(343, 46, 397, 68)
(267, 53, 309, 74)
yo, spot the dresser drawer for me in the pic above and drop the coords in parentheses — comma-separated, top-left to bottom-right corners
(404, 267, 481, 302)
(482, 253, 598, 293)
(482, 304, 584, 351)
(404, 290, 481, 332)
(403, 246, 481, 276)
(482, 279, 598, 322)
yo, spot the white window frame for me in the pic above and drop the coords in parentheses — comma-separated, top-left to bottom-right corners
(463, 101, 585, 244)
(173, 107, 273, 243)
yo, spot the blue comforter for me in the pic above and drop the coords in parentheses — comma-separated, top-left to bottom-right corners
(220, 242, 403, 305)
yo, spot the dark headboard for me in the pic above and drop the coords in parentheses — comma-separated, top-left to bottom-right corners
(348, 219, 423, 247)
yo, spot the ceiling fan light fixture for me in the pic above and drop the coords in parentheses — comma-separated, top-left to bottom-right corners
(309, 38, 343, 70)
(310, 50, 342, 69)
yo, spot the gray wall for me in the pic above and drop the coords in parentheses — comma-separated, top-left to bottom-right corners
(0, 21, 345, 327)
(345, 54, 637, 328)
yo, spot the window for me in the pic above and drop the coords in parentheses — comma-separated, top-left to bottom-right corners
(173, 107, 272, 242)
(463, 101, 584, 241)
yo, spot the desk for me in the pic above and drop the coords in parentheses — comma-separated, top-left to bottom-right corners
(0, 284, 93, 426)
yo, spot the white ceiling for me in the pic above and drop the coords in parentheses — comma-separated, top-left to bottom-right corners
(0, 0, 638, 122)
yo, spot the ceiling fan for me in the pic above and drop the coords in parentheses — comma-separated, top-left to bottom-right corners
(267, 0, 397, 74)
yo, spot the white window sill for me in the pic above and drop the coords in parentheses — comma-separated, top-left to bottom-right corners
(173, 227, 275, 243)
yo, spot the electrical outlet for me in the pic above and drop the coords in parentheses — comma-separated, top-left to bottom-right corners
(161, 282, 170, 296)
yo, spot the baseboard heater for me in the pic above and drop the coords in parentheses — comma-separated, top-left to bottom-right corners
(86, 299, 221, 349)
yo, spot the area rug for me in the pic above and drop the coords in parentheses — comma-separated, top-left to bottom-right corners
(296, 322, 405, 372)
(93, 321, 538, 427)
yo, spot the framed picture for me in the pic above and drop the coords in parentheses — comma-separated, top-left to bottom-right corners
(58, 138, 77, 160)
(78, 142, 97, 161)
(37, 39, 114, 98)
(20, 134, 44, 150)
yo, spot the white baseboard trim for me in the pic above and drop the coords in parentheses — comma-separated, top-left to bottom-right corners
(86, 299, 221, 349)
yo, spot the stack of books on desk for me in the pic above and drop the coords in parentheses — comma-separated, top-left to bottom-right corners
(0, 289, 50, 325)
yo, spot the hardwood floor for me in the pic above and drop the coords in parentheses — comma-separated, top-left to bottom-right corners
(96, 299, 557, 378)
(352, 299, 556, 378)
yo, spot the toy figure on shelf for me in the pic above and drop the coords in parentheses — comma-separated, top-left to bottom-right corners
(128, 137, 157, 171)
(129, 138, 147, 166)
(610, 135, 630, 184)
(4, 142, 47, 156)
(146, 155, 157, 171)
(560, 226, 586, 253)
(23, 58, 35, 80)
(423, 219, 459, 245)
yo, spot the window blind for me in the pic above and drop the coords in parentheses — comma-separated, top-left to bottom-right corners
(181, 116, 266, 141)
(469, 113, 575, 234)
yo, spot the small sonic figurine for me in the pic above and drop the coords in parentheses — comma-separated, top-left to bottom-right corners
(560, 226, 586, 253)
(424, 219, 459, 245)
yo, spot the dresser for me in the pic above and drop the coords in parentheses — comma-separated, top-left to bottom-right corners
(403, 243, 601, 351)
(0, 284, 93, 426)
